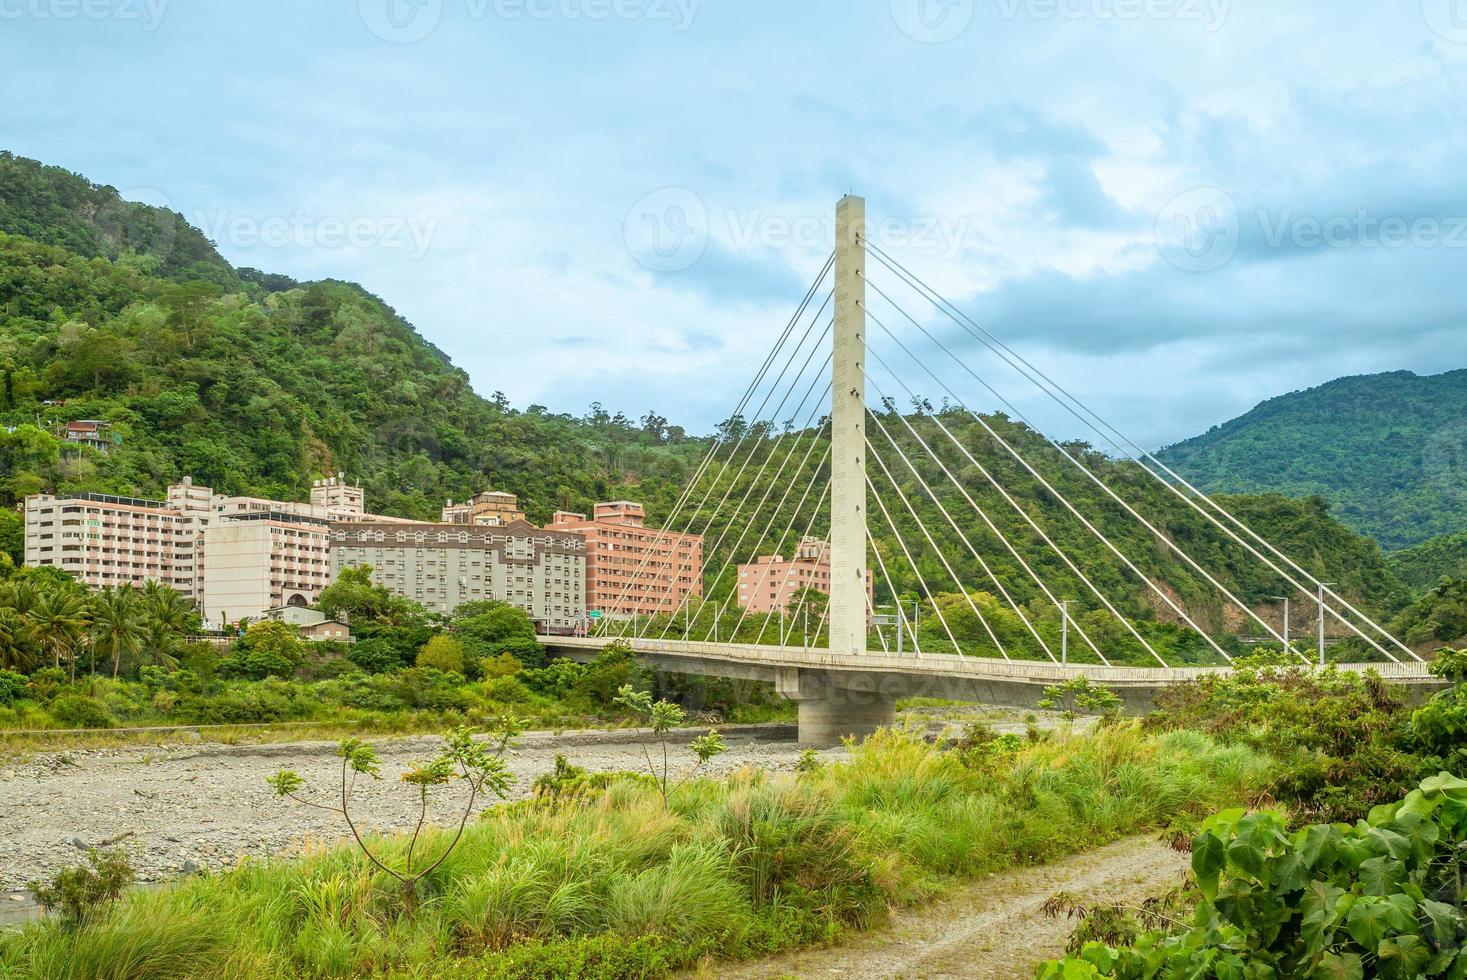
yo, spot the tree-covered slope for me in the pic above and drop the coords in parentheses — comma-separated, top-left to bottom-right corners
(1388, 530, 1467, 595)
(1156, 369, 1467, 551)
(0, 152, 704, 524)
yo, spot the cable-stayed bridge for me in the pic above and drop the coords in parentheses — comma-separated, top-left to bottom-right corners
(548, 195, 1441, 744)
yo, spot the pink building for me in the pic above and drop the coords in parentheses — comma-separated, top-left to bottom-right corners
(736, 537, 873, 615)
(550, 502, 703, 619)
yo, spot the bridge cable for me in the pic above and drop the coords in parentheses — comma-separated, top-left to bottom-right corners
(733, 454, 833, 646)
(616, 303, 831, 636)
(864, 374, 1102, 663)
(863, 277, 1296, 661)
(863, 302, 1224, 666)
(863, 470, 965, 656)
(863, 242, 1414, 662)
(612, 294, 833, 635)
(866, 525, 920, 656)
(749, 478, 832, 648)
(864, 402, 1059, 663)
(648, 354, 834, 640)
(866, 586, 891, 654)
(599, 255, 832, 629)
(864, 431, 1011, 661)
(687, 414, 834, 643)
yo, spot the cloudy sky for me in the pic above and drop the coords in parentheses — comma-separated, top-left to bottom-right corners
(3, 0, 1465, 448)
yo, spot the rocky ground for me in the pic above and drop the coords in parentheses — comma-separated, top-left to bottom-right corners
(0, 723, 820, 907)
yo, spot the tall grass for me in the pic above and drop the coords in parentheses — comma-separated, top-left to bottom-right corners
(0, 722, 1269, 979)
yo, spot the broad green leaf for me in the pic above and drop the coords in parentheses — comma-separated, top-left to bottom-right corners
(1227, 837, 1267, 879)
(1193, 830, 1227, 899)
(1358, 855, 1406, 896)
(1311, 952, 1364, 980)
(1419, 771, 1467, 797)
(1378, 934, 1432, 978)
(1300, 880, 1346, 954)
(1421, 899, 1465, 949)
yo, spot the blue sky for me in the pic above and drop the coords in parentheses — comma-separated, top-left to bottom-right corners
(3, 0, 1465, 448)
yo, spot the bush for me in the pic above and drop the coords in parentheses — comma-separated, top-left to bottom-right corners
(348, 637, 408, 674)
(418, 635, 467, 674)
(48, 692, 115, 728)
(27, 849, 135, 927)
(0, 668, 27, 706)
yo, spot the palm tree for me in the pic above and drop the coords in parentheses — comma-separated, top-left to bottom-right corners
(91, 584, 147, 678)
(0, 608, 36, 672)
(27, 589, 90, 677)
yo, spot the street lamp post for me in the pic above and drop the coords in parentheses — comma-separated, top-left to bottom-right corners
(1268, 595, 1290, 652)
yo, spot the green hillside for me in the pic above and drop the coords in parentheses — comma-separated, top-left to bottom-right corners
(1156, 369, 1467, 551)
(0, 152, 704, 527)
(1388, 530, 1467, 595)
(0, 151, 1421, 660)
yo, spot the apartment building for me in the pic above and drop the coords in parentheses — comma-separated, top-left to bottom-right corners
(549, 502, 703, 619)
(23, 491, 210, 602)
(441, 490, 527, 526)
(329, 520, 586, 629)
(735, 537, 873, 615)
(24, 475, 407, 626)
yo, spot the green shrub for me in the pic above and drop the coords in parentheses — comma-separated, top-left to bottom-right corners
(48, 692, 115, 728)
(0, 668, 27, 705)
(417, 635, 466, 674)
(27, 849, 135, 928)
(347, 637, 408, 675)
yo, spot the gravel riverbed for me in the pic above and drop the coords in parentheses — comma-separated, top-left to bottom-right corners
(0, 723, 820, 901)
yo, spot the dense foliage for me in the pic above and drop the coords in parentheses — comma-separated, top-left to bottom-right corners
(1039, 772, 1467, 979)
(0, 153, 705, 524)
(1156, 369, 1467, 551)
(0, 724, 1267, 978)
(1388, 531, 1467, 596)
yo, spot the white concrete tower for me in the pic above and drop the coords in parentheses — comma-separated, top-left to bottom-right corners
(829, 195, 868, 655)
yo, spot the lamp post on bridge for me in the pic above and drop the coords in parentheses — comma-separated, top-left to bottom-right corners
(1060, 600, 1070, 665)
(1268, 595, 1289, 653)
(1316, 583, 1334, 667)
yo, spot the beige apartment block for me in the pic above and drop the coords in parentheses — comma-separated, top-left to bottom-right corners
(202, 515, 334, 627)
(329, 520, 586, 629)
(441, 490, 527, 526)
(549, 502, 703, 619)
(23, 491, 209, 601)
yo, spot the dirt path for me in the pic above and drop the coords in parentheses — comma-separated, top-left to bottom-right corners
(701, 835, 1189, 980)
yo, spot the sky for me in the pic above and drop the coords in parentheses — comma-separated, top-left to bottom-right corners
(2, 0, 1465, 449)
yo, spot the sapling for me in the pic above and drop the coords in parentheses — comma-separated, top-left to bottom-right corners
(614, 684, 726, 806)
(27, 848, 135, 928)
(266, 717, 522, 907)
(1038, 675, 1123, 722)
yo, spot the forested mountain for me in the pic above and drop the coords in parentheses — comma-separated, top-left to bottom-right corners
(0, 151, 1426, 659)
(1156, 369, 1467, 551)
(1388, 530, 1467, 595)
(0, 152, 703, 527)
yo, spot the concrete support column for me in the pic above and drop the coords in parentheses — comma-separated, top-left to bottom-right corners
(777, 666, 896, 746)
(830, 194, 868, 658)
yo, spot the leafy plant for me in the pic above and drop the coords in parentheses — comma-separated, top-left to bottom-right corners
(267, 718, 523, 906)
(1038, 772, 1467, 978)
(614, 684, 727, 807)
(26, 848, 135, 928)
(1039, 675, 1123, 721)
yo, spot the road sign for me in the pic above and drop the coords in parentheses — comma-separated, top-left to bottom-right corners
(588, 610, 603, 619)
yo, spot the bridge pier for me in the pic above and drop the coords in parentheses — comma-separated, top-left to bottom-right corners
(777, 667, 898, 746)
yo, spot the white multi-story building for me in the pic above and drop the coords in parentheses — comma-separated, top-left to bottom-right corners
(329, 519, 587, 630)
(24, 476, 409, 626)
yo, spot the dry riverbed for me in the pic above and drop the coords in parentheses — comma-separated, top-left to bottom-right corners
(0, 723, 819, 902)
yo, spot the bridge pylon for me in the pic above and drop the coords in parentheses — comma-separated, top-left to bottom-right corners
(785, 195, 898, 745)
